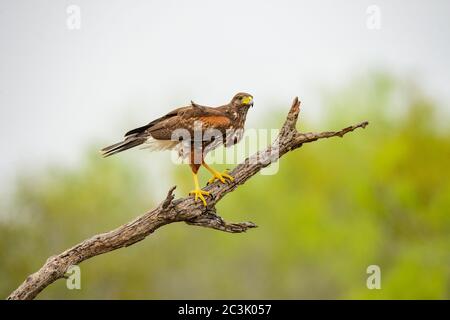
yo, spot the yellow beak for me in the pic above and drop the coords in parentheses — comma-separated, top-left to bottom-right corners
(242, 96, 253, 106)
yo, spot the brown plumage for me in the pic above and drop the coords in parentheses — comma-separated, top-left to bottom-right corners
(101, 92, 254, 206)
(101, 92, 253, 157)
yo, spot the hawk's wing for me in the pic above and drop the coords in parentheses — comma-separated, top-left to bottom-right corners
(101, 103, 231, 157)
(142, 103, 231, 141)
(124, 106, 187, 137)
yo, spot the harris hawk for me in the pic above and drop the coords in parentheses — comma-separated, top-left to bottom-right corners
(101, 92, 254, 206)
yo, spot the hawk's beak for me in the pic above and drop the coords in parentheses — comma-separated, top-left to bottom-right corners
(242, 96, 253, 107)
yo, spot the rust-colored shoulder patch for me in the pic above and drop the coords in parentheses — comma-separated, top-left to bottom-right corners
(198, 116, 231, 127)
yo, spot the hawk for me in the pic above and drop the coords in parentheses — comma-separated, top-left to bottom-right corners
(101, 92, 254, 206)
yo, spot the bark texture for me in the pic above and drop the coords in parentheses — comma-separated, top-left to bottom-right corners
(7, 97, 368, 300)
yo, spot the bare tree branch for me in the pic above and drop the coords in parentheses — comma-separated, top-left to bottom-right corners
(7, 98, 368, 300)
(186, 210, 257, 233)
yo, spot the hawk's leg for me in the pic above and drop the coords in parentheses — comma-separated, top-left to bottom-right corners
(202, 161, 234, 185)
(189, 162, 210, 206)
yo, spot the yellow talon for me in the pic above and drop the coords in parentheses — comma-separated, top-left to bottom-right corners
(221, 171, 234, 182)
(207, 170, 234, 185)
(190, 171, 210, 206)
(203, 161, 234, 185)
(189, 189, 210, 206)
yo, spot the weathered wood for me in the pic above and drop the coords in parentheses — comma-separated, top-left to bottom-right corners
(7, 98, 368, 300)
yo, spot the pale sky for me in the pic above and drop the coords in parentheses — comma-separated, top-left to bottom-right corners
(1, 0, 449, 190)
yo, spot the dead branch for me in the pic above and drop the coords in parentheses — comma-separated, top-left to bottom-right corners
(7, 97, 368, 300)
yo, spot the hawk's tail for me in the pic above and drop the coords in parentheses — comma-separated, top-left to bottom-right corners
(100, 136, 146, 157)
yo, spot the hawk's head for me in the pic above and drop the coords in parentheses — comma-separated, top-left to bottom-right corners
(231, 92, 254, 108)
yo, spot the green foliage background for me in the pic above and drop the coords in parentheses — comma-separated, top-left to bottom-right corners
(1, 74, 449, 299)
